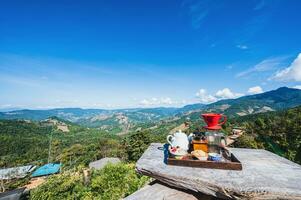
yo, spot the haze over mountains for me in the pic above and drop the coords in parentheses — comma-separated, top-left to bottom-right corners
(1, 87, 301, 130)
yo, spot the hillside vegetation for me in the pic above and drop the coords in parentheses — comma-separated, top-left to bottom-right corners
(30, 163, 149, 200)
(0, 119, 125, 168)
(231, 106, 301, 164)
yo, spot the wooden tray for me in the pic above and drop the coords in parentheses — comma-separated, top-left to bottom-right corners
(167, 149, 242, 170)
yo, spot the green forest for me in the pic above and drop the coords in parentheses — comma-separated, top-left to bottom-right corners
(0, 120, 124, 168)
(230, 106, 301, 164)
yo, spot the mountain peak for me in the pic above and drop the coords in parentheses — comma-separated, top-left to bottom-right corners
(275, 86, 292, 91)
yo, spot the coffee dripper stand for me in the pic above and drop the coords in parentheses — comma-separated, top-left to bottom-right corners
(205, 129, 232, 162)
(205, 130, 226, 154)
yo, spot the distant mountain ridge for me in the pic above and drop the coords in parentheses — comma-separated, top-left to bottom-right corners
(203, 87, 301, 117)
(1, 87, 301, 131)
(0, 107, 179, 121)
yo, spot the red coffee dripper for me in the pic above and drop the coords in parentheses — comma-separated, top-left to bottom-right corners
(201, 113, 227, 130)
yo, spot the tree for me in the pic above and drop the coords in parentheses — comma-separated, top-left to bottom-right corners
(123, 131, 152, 161)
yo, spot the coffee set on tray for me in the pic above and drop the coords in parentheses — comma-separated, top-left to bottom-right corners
(167, 113, 229, 162)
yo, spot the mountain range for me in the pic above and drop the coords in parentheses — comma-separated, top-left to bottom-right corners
(1, 87, 301, 133)
(200, 87, 301, 117)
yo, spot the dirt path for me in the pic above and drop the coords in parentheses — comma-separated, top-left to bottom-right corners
(226, 130, 244, 146)
(24, 177, 45, 190)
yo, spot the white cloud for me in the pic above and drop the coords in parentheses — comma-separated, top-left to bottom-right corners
(0, 104, 13, 108)
(248, 86, 263, 94)
(271, 53, 301, 82)
(215, 88, 244, 99)
(140, 99, 152, 106)
(236, 45, 248, 50)
(236, 56, 286, 78)
(293, 85, 301, 90)
(195, 88, 245, 103)
(195, 89, 217, 103)
(139, 97, 175, 107)
(161, 97, 173, 105)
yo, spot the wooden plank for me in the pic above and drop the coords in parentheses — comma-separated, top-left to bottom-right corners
(124, 181, 216, 200)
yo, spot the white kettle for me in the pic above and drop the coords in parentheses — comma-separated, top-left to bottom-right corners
(166, 130, 189, 151)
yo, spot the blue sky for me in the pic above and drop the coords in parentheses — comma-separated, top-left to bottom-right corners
(0, 0, 301, 109)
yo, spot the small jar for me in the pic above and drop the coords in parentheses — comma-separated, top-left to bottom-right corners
(192, 139, 208, 153)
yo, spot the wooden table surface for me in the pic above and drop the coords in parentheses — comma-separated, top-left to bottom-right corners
(136, 143, 301, 200)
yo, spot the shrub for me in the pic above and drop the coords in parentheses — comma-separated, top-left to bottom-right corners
(30, 172, 88, 200)
(30, 163, 149, 200)
(90, 163, 149, 200)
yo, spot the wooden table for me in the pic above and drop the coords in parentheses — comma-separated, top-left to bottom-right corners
(136, 143, 301, 200)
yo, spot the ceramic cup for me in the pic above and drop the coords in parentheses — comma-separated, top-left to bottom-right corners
(208, 153, 222, 161)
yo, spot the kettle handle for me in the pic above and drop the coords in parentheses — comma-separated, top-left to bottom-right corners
(218, 115, 227, 126)
(188, 133, 194, 142)
(166, 135, 174, 146)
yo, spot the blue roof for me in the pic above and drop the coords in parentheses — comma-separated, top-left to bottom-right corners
(31, 163, 61, 177)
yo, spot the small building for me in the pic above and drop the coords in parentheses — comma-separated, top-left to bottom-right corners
(232, 128, 244, 135)
(31, 163, 61, 178)
(0, 165, 36, 180)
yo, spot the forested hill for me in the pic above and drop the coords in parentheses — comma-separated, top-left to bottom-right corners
(0, 120, 52, 167)
(1, 87, 301, 129)
(231, 105, 301, 164)
(0, 119, 124, 168)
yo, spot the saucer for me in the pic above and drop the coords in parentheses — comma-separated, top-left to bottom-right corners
(203, 125, 222, 130)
